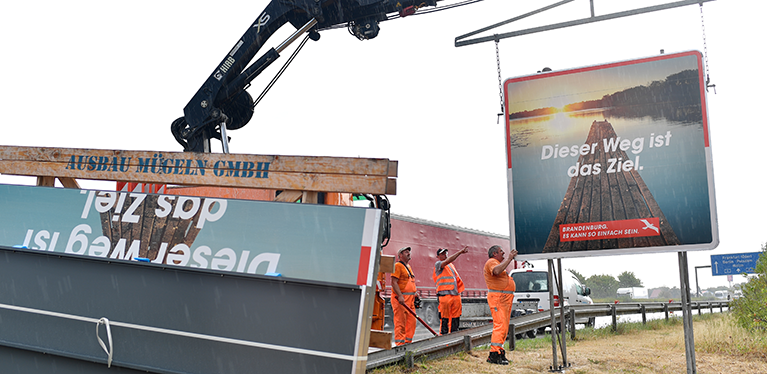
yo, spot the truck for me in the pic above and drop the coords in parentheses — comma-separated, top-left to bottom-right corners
(617, 287, 649, 299)
(379, 214, 601, 335)
(714, 290, 730, 300)
(380, 214, 519, 329)
(510, 268, 595, 336)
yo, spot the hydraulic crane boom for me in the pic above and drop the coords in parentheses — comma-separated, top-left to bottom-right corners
(171, 0, 439, 153)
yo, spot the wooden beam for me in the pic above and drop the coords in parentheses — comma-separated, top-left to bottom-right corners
(58, 177, 80, 189)
(36, 176, 55, 187)
(301, 191, 318, 204)
(386, 179, 397, 195)
(387, 161, 398, 177)
(0, 146, 397, 195)
(368, 330, 392, 350)
(274, 190, 303, 203)
(380, 255, 395, 274)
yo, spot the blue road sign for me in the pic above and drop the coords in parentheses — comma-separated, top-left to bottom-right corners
(710, 252, 761, 276)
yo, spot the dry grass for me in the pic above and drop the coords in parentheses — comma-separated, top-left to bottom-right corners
(369, 313, 767, 373)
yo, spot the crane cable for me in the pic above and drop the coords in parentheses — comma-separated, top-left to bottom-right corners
(251, 0, 487, 109)
(390, 0, 487, 19)
(495, 36, 504, 124)
(699, 3, 715, 93)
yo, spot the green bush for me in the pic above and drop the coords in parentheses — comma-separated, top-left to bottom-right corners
(731, 243, 767, 331)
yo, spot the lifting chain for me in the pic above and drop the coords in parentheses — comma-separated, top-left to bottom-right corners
(495, 36, 504, 124)
(699, 3, 716, 93)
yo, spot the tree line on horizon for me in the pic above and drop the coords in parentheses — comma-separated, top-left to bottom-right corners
(509, 69, 702, 123)
(568, 269, 713, 300)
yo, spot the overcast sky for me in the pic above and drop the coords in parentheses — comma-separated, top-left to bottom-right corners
(1, 0, 762, 290)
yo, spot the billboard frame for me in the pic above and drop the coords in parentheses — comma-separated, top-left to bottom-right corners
(504, 51, 718, 260)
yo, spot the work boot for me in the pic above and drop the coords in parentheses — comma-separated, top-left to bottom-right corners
(440, 318, 450, 335)
(499, 348, 510, 365)
(486, 351, 508, 365)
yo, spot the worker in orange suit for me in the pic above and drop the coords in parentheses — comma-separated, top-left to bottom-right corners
(483, 245, 522, 365)
(432, 246, 468, 335)
(391, 246, 417, 346)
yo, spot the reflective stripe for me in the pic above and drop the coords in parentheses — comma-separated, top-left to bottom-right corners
(434, 264, 459, 294)
(488, 289, 515, 294)
(490, 342, 504, 347)
(402, 292, 417, 295)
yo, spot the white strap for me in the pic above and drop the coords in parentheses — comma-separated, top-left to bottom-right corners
(96, 317, 114, 368)
(0, 302, 360, 362)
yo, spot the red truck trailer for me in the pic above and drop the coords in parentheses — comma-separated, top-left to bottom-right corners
(383, 214, 514, 328)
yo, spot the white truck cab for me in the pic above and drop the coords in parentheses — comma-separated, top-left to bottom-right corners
(617, 287, 649, 299)
(510, 268, 594, 328)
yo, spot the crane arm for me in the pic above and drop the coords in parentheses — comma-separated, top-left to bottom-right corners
(171, 0, 439, 152)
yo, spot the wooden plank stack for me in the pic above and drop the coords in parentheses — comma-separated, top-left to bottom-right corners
(0, 145, 397, 195)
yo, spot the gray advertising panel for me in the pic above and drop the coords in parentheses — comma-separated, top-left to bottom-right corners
(0, 248, 372, 373)
(504, 51, 718, 259)
(0, 183, 382, 373)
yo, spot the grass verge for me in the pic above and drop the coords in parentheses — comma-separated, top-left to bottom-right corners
(368, 312, 767, 373)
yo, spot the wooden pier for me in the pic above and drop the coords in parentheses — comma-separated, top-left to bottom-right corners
(543, 120, 679, 252)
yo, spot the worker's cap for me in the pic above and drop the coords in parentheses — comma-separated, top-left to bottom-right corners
(436, 248, 448, 256)
(397, 246, 412, 255)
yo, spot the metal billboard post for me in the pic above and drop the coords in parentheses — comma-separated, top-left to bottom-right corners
(547, 259, 560, 372)
(694, 265, 711, 297)
(546, 259, 570, 372)
(678, 251, 697, 374)
(557, 259, 569, 370)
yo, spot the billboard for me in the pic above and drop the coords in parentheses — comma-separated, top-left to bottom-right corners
(504, 51, 717, 259)
(0, 183, 381, 286)
(0, 183, 383, 373)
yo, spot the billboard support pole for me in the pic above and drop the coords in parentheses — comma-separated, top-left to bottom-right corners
(557, 259, 569, 369)
(678, 251, 697, 373)
(546, 259, 570, 372)
(547, 259, 559, 371)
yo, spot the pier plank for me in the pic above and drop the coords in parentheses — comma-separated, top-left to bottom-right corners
(543, 120, 679, 252)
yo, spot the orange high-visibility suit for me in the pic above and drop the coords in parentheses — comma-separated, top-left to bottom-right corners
(433, 262, 464, 334)
(392, 262, 417, 346)
(483, 258, 516, 353)
(372, 272, 386, 330)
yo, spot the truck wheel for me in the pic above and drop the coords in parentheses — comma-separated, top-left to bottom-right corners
(423, 302, 439, 328)
(526, 329, 538, 339)
(554, 322, 568, 334)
